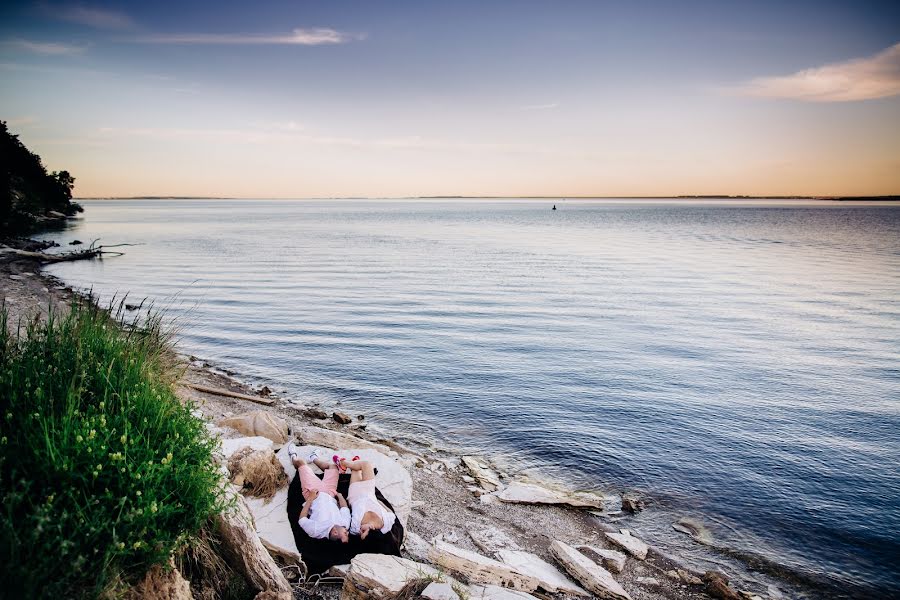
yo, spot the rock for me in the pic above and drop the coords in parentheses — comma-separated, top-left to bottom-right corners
(469, 525, 522, 555)
(497, 549, 588, 596)
(621, 493, 644, 513)
(604, 530, 649, 560)
(677, 569, 703, 585)
(461, 475, 475, 483)
(704, 571, 743, 600)
(259, 385, 272, 397)
(304, 408, 329, 420)
(328, 564, 351, 578)
(341, 553, 445, 600)
(216, 488, 293, 597)
(228, 448, 288, 499)
(428, 540, 540, 592)
(357, 414, 365, 421)
(575, 545, 627, 573)
(461, 456, 501, 492)
(8, 275, 22, 280)
(127, 558, 192, 599)
(636, 577, 660, 586)
(672, 517, 713, 544)
(494, 481, 605, 509)
(401, 530, 432, 563)
(219, 411, 289, 445)
(333, 411, 353, 424)
(468, 585, 537, 600)
(220, 436, 275, 459)
(422, 582, 459, 600)
(666, 570, 680, 580)
(294, 425, 391, 454)
(549, 541, 631, 600)
(69, 239, 82, 245)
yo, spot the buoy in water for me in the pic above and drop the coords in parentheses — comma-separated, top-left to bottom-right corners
(552, 204, 557, 210)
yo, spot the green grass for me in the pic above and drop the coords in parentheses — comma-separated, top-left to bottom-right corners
(0, 301, 227, 599)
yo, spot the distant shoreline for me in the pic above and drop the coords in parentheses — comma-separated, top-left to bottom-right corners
(73, 195, 900, 201)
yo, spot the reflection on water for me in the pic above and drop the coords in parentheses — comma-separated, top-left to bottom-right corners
(43, 199, 900, 598)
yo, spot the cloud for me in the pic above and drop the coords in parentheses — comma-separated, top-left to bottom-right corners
(4, 39, 85, 55)
(134, 28, 364, 46)
(731, 42, 900, 102)
(7, 116, 39, 127)
(520, 102, 559, 111)
(47, 4, 134, 30)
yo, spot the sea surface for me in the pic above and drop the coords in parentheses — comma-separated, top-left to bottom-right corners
(41, 199, 900, 598)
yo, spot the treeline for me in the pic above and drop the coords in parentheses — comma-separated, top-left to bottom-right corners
(1, 120, 82, 234)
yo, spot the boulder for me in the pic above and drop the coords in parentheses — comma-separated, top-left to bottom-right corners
(294, 425, 391, 454)
(575, 545, 627, 573)
(303, 408, 329, 420)
(621, 493, 644, 513)
(468, 525, 521, 556)
(428, 540, 540, 592)
(216, 488, 293, 597)
(497, 549, 588, 596)
(341, 553, 445, 600)
(219, 411, 289, 445)
(333, 411, 353, 424)
(704, 571, 743, 600)
(461, 456, 501, 492)
(549, 541, 631, 600)
(493, 481, 605, 509)
(604, 530, 649, 560)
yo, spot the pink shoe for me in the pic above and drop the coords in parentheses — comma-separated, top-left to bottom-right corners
(332, 455, 347, 472)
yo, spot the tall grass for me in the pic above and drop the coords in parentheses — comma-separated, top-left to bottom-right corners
(0, 301, 227, 599)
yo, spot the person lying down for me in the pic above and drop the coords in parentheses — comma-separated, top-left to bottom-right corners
(339, 458, 397, 539)
(288, 443, 350, 543)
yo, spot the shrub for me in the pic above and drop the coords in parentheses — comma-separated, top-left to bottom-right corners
(0, 301, 227, 599)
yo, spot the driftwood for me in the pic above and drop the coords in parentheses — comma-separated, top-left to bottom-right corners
(0, 239, 137, 263)
(182, 383, 275, 406)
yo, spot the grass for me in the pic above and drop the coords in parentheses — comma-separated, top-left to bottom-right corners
(0, 300, 227, 599)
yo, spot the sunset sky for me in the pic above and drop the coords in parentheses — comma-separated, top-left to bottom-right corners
(1, 1, 899, 198)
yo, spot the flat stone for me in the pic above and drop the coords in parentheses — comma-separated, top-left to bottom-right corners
(604, 530, 649, 560)
(429, 540, 540, 592)
(575, 545, 627, 573)
(469, 525, 522, 556)
(549, 541, 631, 600)
(636, 577, 660, 586)
(294, 425, 391, 454)
(497, 549, 588, 596)
(401, 530, 432, 563)
(341, 553, 446, 600)
(461, 456, 501, 492)
(468, 585, 538, 600)
(494, 481, 605, 509)
(422, 582, 459, 600)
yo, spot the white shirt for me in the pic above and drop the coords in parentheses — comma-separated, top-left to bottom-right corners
(349, 494, 396, 536)
(298, 494, 351, 539)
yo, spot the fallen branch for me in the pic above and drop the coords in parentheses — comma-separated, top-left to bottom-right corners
(0, 238, 140, 263)
(181, 383, 275, 406)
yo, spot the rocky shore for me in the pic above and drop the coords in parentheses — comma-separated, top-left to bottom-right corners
(1, 244, 785, 600)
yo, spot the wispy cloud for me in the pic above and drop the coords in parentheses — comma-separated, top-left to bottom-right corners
(133, 28, 364, 46)
(730, 42, 900, 102)
(7, 116, 40, 127)
(4, 39, 85, 55)
(46, 3, 134, 30)
(520, 102, 559, 111)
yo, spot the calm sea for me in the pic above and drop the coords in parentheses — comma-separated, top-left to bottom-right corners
(41, 199, 900, 598)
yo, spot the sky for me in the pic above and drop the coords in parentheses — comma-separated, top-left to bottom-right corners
(1, 0, 899, 198)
